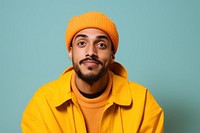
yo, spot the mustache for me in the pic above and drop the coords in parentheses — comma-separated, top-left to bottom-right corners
(79, 57, 103, 65)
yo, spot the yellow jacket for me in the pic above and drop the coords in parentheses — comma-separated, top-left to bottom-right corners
(21, 62, 164, 133)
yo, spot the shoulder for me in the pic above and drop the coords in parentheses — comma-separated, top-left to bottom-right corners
(33, 68, 73, 98)
(34, 80, 58, 97)
(32, 71, 72, 104)
(128, 82, 149, 103)
(128, 81, 163, 112)
(128, 81, 158, 102)
(129, 81, 147, 92)
(29, 80, 60, 105)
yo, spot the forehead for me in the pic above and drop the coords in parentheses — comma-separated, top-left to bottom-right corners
(73, 28, 110, 40)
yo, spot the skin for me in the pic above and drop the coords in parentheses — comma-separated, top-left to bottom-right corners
(69, 28, 114, 94)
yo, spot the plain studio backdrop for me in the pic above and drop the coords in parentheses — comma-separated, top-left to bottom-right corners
(1, 0, 200, 132)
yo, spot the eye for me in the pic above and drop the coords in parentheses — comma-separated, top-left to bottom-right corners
(97, 42, 107, 49)
(77, 41, 86, 47)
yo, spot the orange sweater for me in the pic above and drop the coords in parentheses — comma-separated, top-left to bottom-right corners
(71, 72, 112, 133)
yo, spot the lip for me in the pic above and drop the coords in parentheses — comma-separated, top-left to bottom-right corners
(79, 57, 103, 69)
(83, 60, 99, 66)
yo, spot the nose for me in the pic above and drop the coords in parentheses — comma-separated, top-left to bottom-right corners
(86, 44, 97, 57)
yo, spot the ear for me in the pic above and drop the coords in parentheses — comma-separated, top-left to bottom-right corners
(68, 47, 72, 60)
(110, 53, 115, 64)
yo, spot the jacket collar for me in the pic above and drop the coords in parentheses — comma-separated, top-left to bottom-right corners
(109, 62, 132, 106)
(53, 62, 132, 107)
(52, 67, 74, 107)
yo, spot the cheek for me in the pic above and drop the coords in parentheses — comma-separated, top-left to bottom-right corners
(100, 53, 113, 64)
(72, 49, 84, 62)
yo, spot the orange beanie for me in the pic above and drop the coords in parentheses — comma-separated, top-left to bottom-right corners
(65, 11, 119, 54)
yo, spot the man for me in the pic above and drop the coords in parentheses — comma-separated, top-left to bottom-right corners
(21, 11, 164, 133)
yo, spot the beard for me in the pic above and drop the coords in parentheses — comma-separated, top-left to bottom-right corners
(72, 58, 109, 84)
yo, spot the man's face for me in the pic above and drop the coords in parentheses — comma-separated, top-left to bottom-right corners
(69, 28, 114, 83)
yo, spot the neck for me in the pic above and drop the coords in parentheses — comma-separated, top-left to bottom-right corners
(75, 72, 109, 95)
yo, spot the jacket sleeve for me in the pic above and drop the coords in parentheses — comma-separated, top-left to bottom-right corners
(21, 96, 49, 133)
(139, 90, 164, 133)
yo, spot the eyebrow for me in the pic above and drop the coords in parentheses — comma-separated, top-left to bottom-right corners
(74, 34, 88, 40)
(74, 34, 110, 41)
(96, 35, 110, 41)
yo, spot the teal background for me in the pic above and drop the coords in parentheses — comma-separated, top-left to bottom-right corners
(1, 0, 200, 132)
